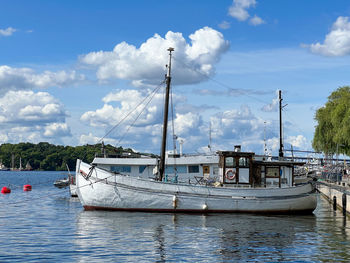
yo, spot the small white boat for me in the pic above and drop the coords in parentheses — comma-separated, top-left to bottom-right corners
(0, 160, 9, 171)
(69, 177, 78, 197)
(67, 164, 78, 197)
(75, 48, 317, 214)
(53, 178, 69, 188)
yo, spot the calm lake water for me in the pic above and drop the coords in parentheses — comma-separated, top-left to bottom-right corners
(1, 171, 350, 262)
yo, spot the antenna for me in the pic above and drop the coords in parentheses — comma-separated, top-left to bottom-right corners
(264, 121, 268, 156)
(208, 121, 212, 152)
(179, 139, 184, 156)
(279, 90, 284, 159)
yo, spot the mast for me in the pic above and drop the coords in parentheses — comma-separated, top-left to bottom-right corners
(208, 122, 212, 152)
(159, 47, 174, 181)
(278, 90, 284, 158)
(264, 121, 268, 156)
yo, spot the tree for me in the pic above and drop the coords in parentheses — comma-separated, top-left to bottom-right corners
(313, 86, 350, 155)
(0, 142, 139, 171)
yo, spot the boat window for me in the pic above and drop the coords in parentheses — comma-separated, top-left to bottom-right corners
(139, 165, 147, 174)
(266, 167, 279, 178)
(165, 165, 187, 174)
(188, 165, 199, 173)
(111, 165, 131, 173)
(225, 157, 235, 167)
(239, 157, 249, 167)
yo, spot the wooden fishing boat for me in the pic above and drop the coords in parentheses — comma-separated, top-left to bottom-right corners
(75, 48, 317, 214)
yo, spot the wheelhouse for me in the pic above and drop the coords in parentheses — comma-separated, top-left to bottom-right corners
(218, 150, 304, 188)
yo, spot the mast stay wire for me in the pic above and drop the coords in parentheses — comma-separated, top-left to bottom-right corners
(170, 81, 178, 178)
(171, 55, 272, 106)
(98, 80, 165, 144)
(115, 83, 163, 147)
(171, 55, 308, 153)
(79, 80, 165, 161)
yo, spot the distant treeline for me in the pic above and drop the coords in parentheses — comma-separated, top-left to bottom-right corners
(0, 142, 143, 171)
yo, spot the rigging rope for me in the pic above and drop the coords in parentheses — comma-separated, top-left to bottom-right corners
(115, 83, 163, 147)
(171, 55, 304, 154)
(79, 80, 165, 161)
(101, 80, 166, 143)
(172, 55, 272, 105)
(170, 83, 178, 179)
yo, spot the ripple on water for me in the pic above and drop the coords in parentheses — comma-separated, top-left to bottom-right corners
(1, 172, 350, 262)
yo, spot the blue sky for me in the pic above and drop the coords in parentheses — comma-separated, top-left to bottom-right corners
(1, 0, 350, 155)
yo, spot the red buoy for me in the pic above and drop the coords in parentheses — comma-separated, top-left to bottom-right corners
(1, 186, 11, 194)
(23, 184, 32, 191)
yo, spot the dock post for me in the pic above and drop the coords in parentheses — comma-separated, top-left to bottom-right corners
(333, 196, 337, 210)
(342, 193, 347, 215)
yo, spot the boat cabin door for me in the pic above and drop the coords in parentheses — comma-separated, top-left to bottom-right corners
(203, 165, 210, 180)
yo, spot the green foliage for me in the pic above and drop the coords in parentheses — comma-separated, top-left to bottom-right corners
(313, 86, 350, 155)
(0, 142, 136, 171)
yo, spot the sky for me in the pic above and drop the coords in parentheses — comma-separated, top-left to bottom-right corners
(1, 0, 350, 156)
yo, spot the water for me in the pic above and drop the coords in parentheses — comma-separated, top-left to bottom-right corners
(1, 171, 350, 262)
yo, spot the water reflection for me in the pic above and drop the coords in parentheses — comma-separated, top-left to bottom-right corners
(4, 172, 350, 262)
(314, 197, 350, 262)
(75, 210, 322, 262)
(153, 224, 165, 262)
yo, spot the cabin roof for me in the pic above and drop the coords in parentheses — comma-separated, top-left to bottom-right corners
(253, 160, 305, 166)
(217, 151, 255, 157)
(92, 154, 219, 166)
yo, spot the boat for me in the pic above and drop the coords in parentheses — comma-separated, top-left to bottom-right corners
(75, 48, 317, 214)
(54, 176, 78, 196)
(0, 160, 9, 171)
(69, 183, 78, 197)
(53, 178, 69, 188)
(67, 165, 78, 197)
(54, 165, 78, 196)
(25, 161, 33, 171)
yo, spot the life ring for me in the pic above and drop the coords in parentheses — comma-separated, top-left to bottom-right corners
(225, 169, 236, 180)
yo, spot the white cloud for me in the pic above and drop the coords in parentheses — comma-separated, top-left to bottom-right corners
(0, 90, 67, 125)
(174, 112, 202, 136)
(267, 137, 279, 152)
(261, 90, 279, 112)
(79, 87, 307, 154)
(210, 105, 265, 141)
(0, 66, 85, 93)
(286, 135, 308, 149)
(249, 15, 265, 26)
(219, 21, 231, 30)
(81, 89, 165, 128)
(0, 133, 8, 143)
(228, 0, 264, 25)
(80, 27, 229, 86)
(0, 27, 16, 37)
(0, 91, 73, 145)
(229, 0, 254, 21)
(0, 90, 71, 143)
(44, 123, 71, 137)
(80, 88, 205, 150)
(308, 16, 350, 56)
(79, 132, 117, 145)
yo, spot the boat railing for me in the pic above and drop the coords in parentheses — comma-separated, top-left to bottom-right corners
(94, 152, 155, 159)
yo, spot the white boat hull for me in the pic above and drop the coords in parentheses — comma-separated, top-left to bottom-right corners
(69, 183, 78, 197)
(76, 160, 317, 214)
